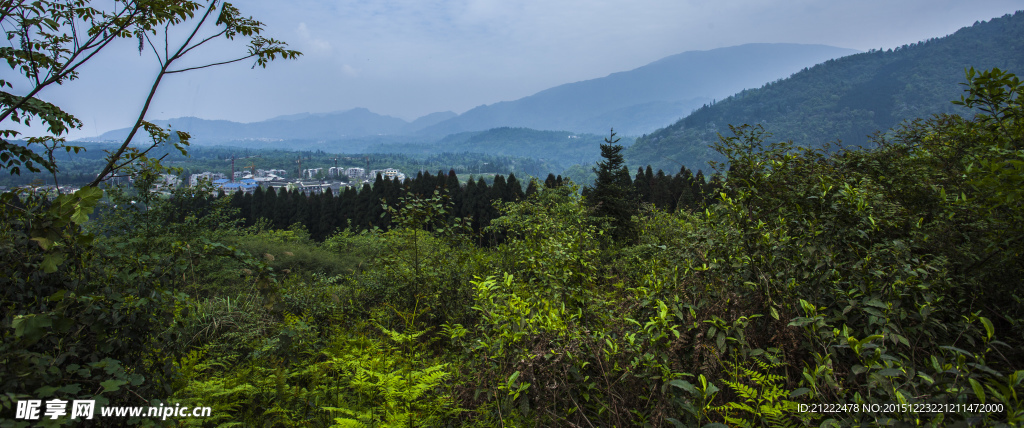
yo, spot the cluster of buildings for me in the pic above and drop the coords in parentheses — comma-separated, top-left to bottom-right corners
(297, 167, 406, 182)
(185, 166, 407, 195)
(2, 166, 409, 198)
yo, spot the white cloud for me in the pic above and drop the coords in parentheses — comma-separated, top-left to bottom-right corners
(341, 64, 359, 77)
(296, 22, 332, 55)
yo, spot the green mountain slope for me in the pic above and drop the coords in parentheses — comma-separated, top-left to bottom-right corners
(419, 43, 858, 136)
(626, 11, 1024, 172)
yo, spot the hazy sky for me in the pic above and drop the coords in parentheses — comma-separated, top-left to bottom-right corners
(12, 0, 1023, 139)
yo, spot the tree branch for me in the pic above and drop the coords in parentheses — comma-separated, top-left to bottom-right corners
(175, 27, 227, 58)
(89, 1, 221, 186)
(165, 54, 254, 74)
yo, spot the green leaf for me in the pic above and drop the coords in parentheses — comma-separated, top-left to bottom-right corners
(100, 379, 127, 393)
(789, 388, 811, 398)
(669, 379, 696, 394)
(877, 368, 903, 377)
(799, 298, 814, 314)
(979, 317, 994, 341)
(864, 299, 887, 309)
(12, 314, 52, 340)
(40, 252, 65, 273)
(35, 385, 60, 397)
(966, 378, 986, 404)
(508, 371, 520, 386)
(30, 236, 52, 250)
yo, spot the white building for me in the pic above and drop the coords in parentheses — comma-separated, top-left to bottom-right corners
(302, 168, 324, 179)
(346, 167, 365, 180)
(189, 172, 227, 187)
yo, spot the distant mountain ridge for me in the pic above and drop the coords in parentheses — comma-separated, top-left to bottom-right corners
(419, 43, 859, 136)
(626, 11, 1024, 172)
(86, 108, 457, 144)
(85, 43, 857, 145)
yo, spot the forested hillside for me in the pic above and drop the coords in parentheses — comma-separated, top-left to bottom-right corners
(4, 1, 1024, 426)
(5, 68, 1024, 427)
(418, 43, 858, 136)
(627, 11, 1024, 172)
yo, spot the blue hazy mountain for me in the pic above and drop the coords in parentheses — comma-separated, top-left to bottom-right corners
(86, 43, 856, 145)
(418, 43, 860, 136)
(625, 11, 1024, 172)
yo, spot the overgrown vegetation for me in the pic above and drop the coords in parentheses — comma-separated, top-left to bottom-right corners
(4, 67, 1023, 427)
(3, 2, 1024, 425)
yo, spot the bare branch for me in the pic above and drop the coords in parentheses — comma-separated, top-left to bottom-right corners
(166, 54, 253, 74)
(175, 27, 227, 58)
(144, 31, 162, 64)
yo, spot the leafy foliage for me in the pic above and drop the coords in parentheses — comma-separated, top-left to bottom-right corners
(4, 14, 1024, 426)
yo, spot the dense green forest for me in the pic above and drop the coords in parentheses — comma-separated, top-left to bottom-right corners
(626, 11, 1024, 172)
(4, 1, 1024, 426)
(224, 164, 718, 243)
(4, 68, 1024, 426)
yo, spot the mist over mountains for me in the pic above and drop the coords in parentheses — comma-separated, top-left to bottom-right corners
(86, 43, 857, 146)
(418, 43, 859, 136)
(626, 11, 1024, 173)
(85, 6, 1024, 182)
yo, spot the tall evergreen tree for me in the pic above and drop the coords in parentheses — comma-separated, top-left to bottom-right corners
(525, 179, 539, 198)
(634, 167, 650, 204)
(693, 170, 707, 207)
(490, 175, 507, 203)
(252, 186, 265, 225)
(462, 178, 477, 219)
(318, 188, 337, 239)
(265, 186, 280, 226)
(445, 169, 463, 223)
(506, 173, 524, 200)
(652, 169, 672, 210)
(589, 128, 637, 242)
(544, 173, 558, 189)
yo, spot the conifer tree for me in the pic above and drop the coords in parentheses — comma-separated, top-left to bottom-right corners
(545, 173, 559, 188)
(506, 173, 525, 200)
(462, 178, 477, 219)
(319, 188, 337, 239)
(693, 170, 707, 207)
(445, 170, 463, 223)
(589, 128, 637, 242)
(490, 175, 507, 202)
(289, 190, 308, 228)
(252, 186, 265, 225)
(434, 170, 448, 193)
(238, 191, 253, 226)
(634, 167, 651, 204)
(525, 179, 539, 197)
(653, 169, 672, 210)
(265, 186, 280, 226)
